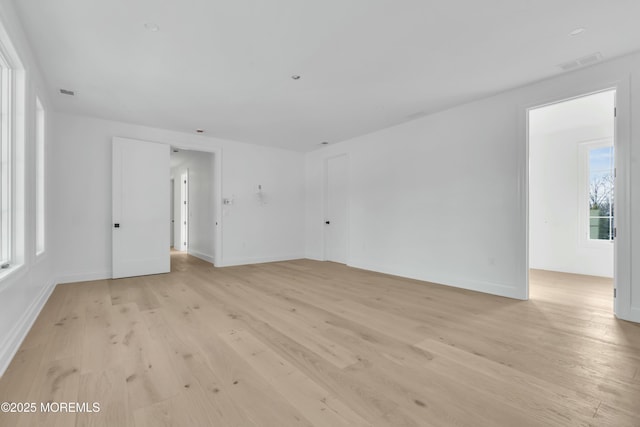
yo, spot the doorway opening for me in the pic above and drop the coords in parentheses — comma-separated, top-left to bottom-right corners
(528, 89, 616, 309)
(170, 148, 216, 266)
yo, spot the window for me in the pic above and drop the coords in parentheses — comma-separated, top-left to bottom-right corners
(35, 97, 44, 255)
(0, 30, 25, 273)
(0, 51, 11, 266)
(580, 140, 614, 242)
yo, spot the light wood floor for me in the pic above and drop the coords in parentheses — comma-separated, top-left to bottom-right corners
(1, 254, 639, 426)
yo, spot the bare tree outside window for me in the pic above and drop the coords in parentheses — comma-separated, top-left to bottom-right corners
(588, 146, 614, 240)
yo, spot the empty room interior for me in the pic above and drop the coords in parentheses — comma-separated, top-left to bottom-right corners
(0, 0, 639, 426)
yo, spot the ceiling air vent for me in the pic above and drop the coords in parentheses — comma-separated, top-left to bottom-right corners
(558, 52, 603, 71)
(59, 88, 75, 96)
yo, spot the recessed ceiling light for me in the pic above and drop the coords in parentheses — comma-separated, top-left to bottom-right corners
(196, 129, 204, 134)
(569, 28, 586, 36)
(144, 23, 160, 32)
(291, 75, 301, 80)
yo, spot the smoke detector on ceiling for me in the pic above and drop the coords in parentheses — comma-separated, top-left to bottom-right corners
(558, 52, 603, 71)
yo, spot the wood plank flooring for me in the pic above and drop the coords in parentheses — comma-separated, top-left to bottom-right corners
(1, 253, 639, 426)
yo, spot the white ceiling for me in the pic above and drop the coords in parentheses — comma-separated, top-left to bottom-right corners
(14, 0, 640, 152)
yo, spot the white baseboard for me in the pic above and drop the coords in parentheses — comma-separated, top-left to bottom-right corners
(0, 281, 56, 377)
(347, 259, 526, 300)
(187, 249, 214, 264)
(56, 271, 112, 284)
(219, 254, 304, 267)
(620, 306, 640, 324)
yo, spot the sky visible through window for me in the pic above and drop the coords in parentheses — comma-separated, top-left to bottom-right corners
(589, 145, 614, 240)
(590, 146, 613, 177)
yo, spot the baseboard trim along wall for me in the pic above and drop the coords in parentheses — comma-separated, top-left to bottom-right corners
(56, 271, 112, 284)
(187, 249, 214, 264)
(349, 260, 526, 300)
(219, 254, 304, 268)
(0, 281, 56, 376)
(627, 307, 640, 324)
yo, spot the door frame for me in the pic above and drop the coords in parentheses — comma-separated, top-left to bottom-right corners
(180, 170, 189, 252)
(520, 78, 632, 320)
(170, 145, 222, 267)
(170, 178, 174, 248)
(322, 153, 349, 263)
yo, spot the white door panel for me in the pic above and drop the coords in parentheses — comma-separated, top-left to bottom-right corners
(113, 137, 170, 278)
(325, 155, 347, 263)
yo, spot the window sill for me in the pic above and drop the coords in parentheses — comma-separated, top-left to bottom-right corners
(0, 263, 26, 289)
(579, 239, 614, 250)
(34, 250, 46, 264)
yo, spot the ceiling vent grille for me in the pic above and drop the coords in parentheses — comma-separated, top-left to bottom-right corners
(558, 52, 603, 71)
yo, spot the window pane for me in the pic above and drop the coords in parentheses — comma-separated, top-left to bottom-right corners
(590, 217, 613, 240)
(588, 145, 614, 234)
(589, 146, 613, 172)
(0, 64, 9, 263)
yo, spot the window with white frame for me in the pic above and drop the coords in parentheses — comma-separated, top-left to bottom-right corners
(35, 97, 44, 255)
(579, 139, 614, 242)
(0, 50, 11, 266)
(0, 31, 25, 272)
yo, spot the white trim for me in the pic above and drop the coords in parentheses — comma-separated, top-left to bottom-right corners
(218, 254, 304, 267)
(577, 137, 614, 249)
(629, 307, 640, 323)
(187, 249, 214, 264)
(522, 79, 632, 321)
(56, 271, 112, 284)
(349, 260, 525, 300)
(0, 279, 55, 376)
(0, 263, 25, 290)
(611, 79, 632, 321)
(167, 143, 222, 267)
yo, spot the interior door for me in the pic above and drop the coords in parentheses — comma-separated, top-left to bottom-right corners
(170, 178, 174, 248)
(180, 170, 189, 251)
(325, 155, 348, 263)
(112, 137, 170, 279)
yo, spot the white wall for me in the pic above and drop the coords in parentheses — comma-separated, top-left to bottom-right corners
(305, 50, 640, 322)
(529, 97, 614, 277)
(171, 150, 215, 263)
(0, 0, 55, 375)
(306, 96, 524, 299)
(52, 112, 305, 282)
